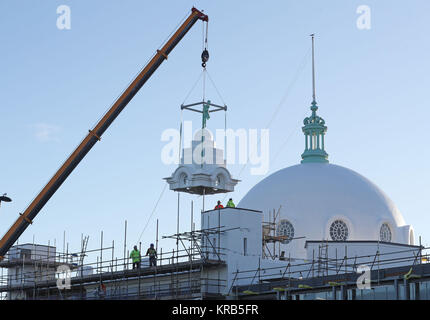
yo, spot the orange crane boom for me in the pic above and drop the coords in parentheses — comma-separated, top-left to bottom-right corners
(0, 8, 208, 259)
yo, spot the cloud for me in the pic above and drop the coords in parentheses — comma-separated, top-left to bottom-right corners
(32, 123, 61, 142)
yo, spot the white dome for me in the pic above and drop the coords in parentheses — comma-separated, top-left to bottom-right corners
(238, 163, 414, 258)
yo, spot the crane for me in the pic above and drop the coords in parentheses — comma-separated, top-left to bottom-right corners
(0, 7, 209, 260)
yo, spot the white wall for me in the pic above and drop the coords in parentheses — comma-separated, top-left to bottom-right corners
(201, 207, 287, 294)
(7, 244, 57, 288)
(305, 241, 422, 273)
(8, 244, 56, 262)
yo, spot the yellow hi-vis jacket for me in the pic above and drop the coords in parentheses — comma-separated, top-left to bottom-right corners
(226, 200, 235, 208)
(130, 249, 141, 263)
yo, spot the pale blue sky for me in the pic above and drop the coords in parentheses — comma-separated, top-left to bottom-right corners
(1, 0, 429, 259)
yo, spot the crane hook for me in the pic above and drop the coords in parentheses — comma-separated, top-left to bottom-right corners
(201, 49, 209, 68)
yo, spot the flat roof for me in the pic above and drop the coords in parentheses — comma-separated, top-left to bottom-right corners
(304, 240, 422, 249)
(202, 207, 262, 214)
(10, 243, 56, 249)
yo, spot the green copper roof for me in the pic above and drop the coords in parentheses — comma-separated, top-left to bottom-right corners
(300, 100, 329, 163)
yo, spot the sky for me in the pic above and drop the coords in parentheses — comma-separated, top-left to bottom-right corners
(0, 0, 430, 262)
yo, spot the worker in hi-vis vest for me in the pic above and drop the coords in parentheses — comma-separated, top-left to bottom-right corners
(146, 243, 157, 267)
(226, 198, 235, 208)
(214, 200, 224, 209)
(130, 245, 141, 269)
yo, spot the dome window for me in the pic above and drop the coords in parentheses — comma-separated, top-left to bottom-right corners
(276, 220, 295, 244)
(329, 220, 349, 241)
(380, 223, 392, 242)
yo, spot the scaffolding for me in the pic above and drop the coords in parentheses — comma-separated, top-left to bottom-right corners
(228, 244, 428, 298)
(262, 207, 282, 260)
(262, 207, 305, 261)
(0, 225, 228, 300)
(1, 217, 427, 300)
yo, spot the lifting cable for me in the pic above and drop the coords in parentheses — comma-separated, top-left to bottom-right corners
(201, 20, 209, 68)
(201, 20, 209, 101)
(225, 10, 334, 189)
(205, 70, 227, 106)
(135, 19, 210, 244)
(130, 11, 194, 246)
(200, 20, 209, 168)
(89, 9, 191, 131)
(181, 70, 204, 105)
(220, 48, 312, 203)
(234, 49, 311, 179)
(178, 108, 183, 164)
(204, 70, 228, 162)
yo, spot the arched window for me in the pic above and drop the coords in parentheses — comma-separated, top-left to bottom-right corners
(215, 174, 224, 187)
(329, 220, 349, 241)
(179, 173, 188, 186)
(379, 223, 392, 242)
(276, 220, 295, 244)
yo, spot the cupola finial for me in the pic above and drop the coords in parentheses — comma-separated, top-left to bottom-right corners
(301, 34, 329, 164)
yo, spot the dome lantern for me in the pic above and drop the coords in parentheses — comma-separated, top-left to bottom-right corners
(164, 99, 239, 196)
(301, 100, 328, 163)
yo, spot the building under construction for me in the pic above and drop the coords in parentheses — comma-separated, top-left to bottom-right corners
(0, 215, 428, 300)
(1, 7, 428, 301)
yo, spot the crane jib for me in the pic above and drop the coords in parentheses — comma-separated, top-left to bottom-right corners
(0, 9, 207, 258)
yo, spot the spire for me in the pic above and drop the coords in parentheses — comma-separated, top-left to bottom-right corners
(301, 34, 329, 164)
(311, 34, 316, 104)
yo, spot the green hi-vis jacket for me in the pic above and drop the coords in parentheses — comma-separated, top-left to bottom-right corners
(226, 200, 235, 208)
(130, 249, 141, 263)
